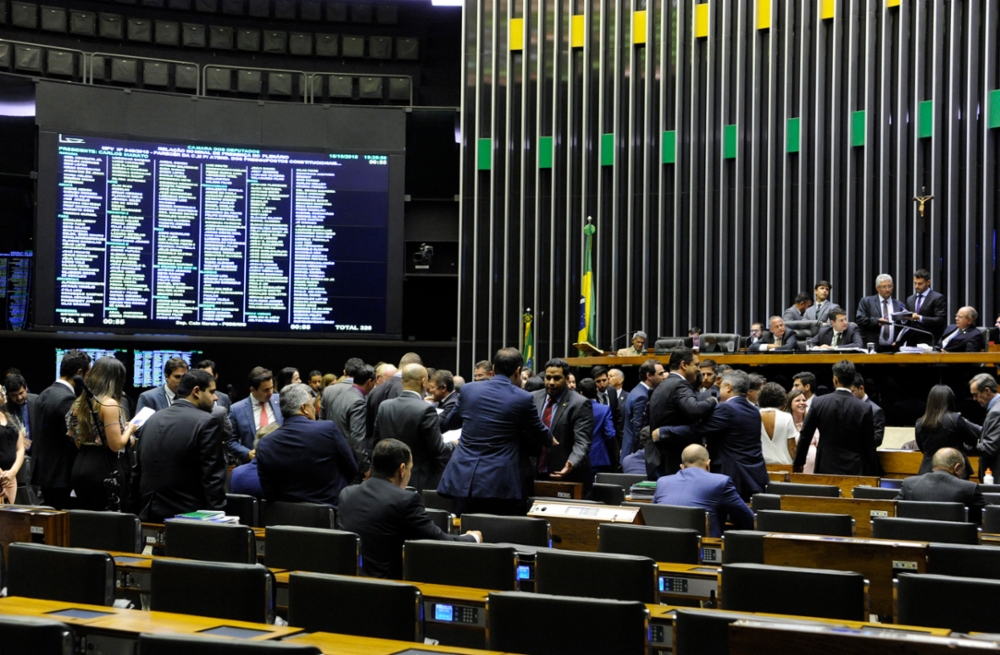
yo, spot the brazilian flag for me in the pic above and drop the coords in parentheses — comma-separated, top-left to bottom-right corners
(522, 310, 533, 371)
(578, 219, 596, 347)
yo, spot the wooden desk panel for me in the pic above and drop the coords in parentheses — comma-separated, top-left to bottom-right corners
(778, 496, 896, 538)
(787, 474, 880, 499)
(727, 621, 987, 655)
(0, 507, 68, 560)
(879, 450, 981, 482)
(287, 631, 509, 655)
(0, 596, 127, 625)
(761, 533, 927, 618)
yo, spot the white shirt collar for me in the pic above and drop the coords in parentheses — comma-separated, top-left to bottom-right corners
(164, 385, 176, 401)
(56, 379, 75, 392)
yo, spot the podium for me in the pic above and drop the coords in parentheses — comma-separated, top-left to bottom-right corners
(0, 506, 69, 560)
(527, 501, 642, 552)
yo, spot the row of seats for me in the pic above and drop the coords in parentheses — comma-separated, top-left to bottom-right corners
(55, 0, 405, 24)
(2, 2, 419, 59)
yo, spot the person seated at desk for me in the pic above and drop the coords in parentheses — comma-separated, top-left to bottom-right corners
(652, 444, 753, 537)
(617, 331, 647, 357)
(256, 383, 358, 508)
(751, 316, 799, 352)
(808, 308, 863, 349)
(338, 439, 481, 579)
(939, 306, 986, 353)
(896, 447, 986, 523)
(782, 293, 813, 322)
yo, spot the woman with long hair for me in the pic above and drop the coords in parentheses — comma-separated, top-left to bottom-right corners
(759, 383, 797, 464)
(915, 384, 979, 478)
(785, 388, 817, 473)
(0, 385, 26, 504)
(68, 357, 136, 510)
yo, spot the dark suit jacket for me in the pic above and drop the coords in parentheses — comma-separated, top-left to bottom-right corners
(751, 330, 799, 352)
(652, 467, 754, 537)
(647, 373, 717, 476)
(915, 413, 979, 477)
(622, 383, 651, 457)
(227, 395, 283, 464)
(600, 387, 624, 450)
(808, 324, 864, 348)
(136, 386, 170, 413)
(865, 397, 886, 448)
(366, 375, 402, 441)
(856, 294, 906, 345)
(940, 324, 986, 353)
(897, 470, 986, 523)
(338, 477, 475, 579)
(657, 396, 769, 501)
(438, 376, 551, 501)
(29, 381, 77, 488)
(793, 389, 878, 475)
(905, 289, 948, 340)
(214, 391, 232, 411)
(436, 391, 459, 432)
(329, 384, 370, 473)
(374, 391, 450, 491)
(136, 399, 227, 522)
(532, 388, 594, 485)
(255, 415, 358, 508)
(976, 400, 1000, 479)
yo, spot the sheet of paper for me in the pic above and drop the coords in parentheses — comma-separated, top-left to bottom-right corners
(130, 406, 156, 427)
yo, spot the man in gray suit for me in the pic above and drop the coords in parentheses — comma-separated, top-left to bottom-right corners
(804, 280, 835, 323)
(531, 358, 593, 494)
(329, 363, 376, 477)
(971, 373, 1000, 480)
(897, 447, 986, 523)
(373, 364, 451, 491)
(321, 358, 365, 421)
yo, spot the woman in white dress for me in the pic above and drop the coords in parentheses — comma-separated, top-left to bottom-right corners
(785, 388, 818, 473)
(758, 382, 797, 464)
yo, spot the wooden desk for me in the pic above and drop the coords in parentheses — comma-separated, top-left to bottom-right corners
(0, 596, 301, 649)
(567, 353, 1000, 368)
(141, 523, 267, 557)
(787, 474, 880, 499)
(656, 563, 720, 604)
(728, 620, 990, 654)
(286, 631, 509, 655)
(761, 533, 928, 618)
(109, 551, 285, 596)
(0, 506, 68, 559)
(644, 604, 952, 655)
(778, 496, 896, 538)
(879, 450, 982, 482)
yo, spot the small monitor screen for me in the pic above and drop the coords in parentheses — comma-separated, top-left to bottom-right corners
(434, 604, 454, 622)
(133, 349, 203, 388)
(0, 250, 31, 331)
(45, 608, 115, 620)
(517, 565, 531, 580)
(55, 347, 124, 380)
(197, 626, 271, 639)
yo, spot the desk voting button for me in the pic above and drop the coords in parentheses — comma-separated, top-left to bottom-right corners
(425, 602, 485, 627)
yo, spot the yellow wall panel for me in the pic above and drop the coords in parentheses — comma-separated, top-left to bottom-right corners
(571, 15, 585, 48)
(820, 0, 835, 19)
(633, 11, 646, 45)
(757, 0, 771, 29)
(510, 17, 524, 51)
(887, 0, 900, 6)
(694, 4, 709, 39)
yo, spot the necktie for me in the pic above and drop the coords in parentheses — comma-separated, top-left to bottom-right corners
(259, 402, 269, 428)
(599, 392, 609, 406)
(881, 299, 891, 344)
(915, 294, 924, 314)
(832, 331, 840, 347)
(542, 397, 554, 428)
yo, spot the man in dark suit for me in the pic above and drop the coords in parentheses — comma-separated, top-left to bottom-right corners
(782, 293, 813, 322)
(136, 369, 226, 522)
(373, 364, 451, 491)
(855, 273, 906, 348)
(654, 370, 769, 501)
(194, 359, 231, 410)
(532, 359, 594, 493)
(622, 359, 665, 458)
(940, 306, 986, 353)
(427, 369, 459, 431)
(136, 357, 188, 413)
(339, 439, 481, 578)
(970, 373, 1000, 479)
(903, 268, 948, 342)
(793, 360, 878, 475)
(227, 367, 283, 464)
(329, 364, 376, 476)
(321, 358, 365, 421)
(653, 444, 754, 537)
(438, 347, 552, 516)
(30, 350, 91, 509)
(646, 348, 718, 478)
(366, 352, 422, 441)
(256, 383, 358, 508)
(751, 316, 799, 352)
(3, 373, 37, 448)
(807, 308, 864, 349)
(851, 375, 886, 448)
(591, 365, 623, 462)
(897, 447, 986, 523)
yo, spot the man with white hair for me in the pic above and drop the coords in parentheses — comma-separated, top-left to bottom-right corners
(856, 273, 906, 349)
(616, 331, 647, 357)
(940, 306, 986, 352)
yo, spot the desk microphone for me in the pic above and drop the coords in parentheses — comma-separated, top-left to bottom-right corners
(609, 332, 634, 348)
(895, 324, 941, 350)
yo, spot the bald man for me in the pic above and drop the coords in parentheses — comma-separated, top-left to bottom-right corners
(652, 444, 753, 537)
(897, 447, 986, 523)
(372, 363, 452, 491)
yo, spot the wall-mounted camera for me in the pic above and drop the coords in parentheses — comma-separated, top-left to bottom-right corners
(413, 243, 435, 269)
